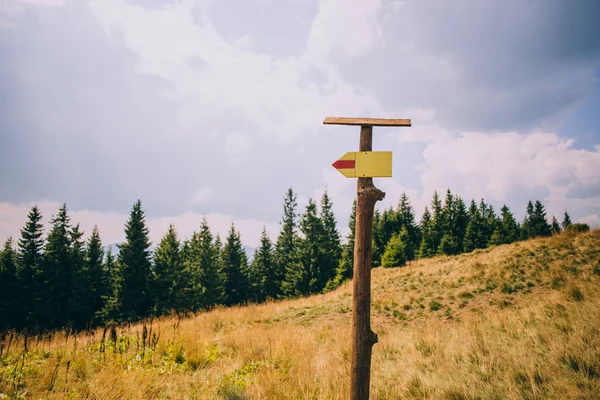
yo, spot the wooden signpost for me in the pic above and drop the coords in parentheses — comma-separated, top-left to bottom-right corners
(324, 116, 412, 400)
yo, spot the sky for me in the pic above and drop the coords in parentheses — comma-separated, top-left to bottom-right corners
(1, 0, 599, 248)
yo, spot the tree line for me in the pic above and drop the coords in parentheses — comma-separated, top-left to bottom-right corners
(0, 188, 581, 332)
(367, 190, 580, 270)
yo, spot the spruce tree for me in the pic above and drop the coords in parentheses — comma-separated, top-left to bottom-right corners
(440, 189, 455, 234)
(490, 205, 518, 245)
(551, 216, 561, 235)
(274, 188, 299, 297)
(478, 200, 497, 246)
(532, 201, 552, 237)
(85, 226, 106, 322)
(453, 196, 469, 253)
(522, 201, 535, 239)
(330, 199, 356, 286)
(151, 224, 181, 315)
(0, 238, 20, 329)
(372, 209, 383, 267)
(502, 205, 520, 244)
(561, 211, 572, 230)
(464, 200, 485, 252)
(221, 223, 250, 306)
(397, 193, 420, 260)
(99, 248, 119, 323)
(185, 220, 223, 310)
(319, 192, 342, 289)
(17, 205, 44, 328)
(438, 189, 459, 255)
(374, 207, 397, 267)
(381, 233, 406, 268)
(430, 191, 444, 252)
(418, 207, 436, 258)
(40, 204, 75, 329)
(116, 200, 153, 321)
(250, 228, 276, 302)
(283, 199, 325, 296)
(70, 223, 88, 328)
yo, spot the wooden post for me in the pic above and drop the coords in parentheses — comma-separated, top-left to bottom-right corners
(323, 116, 411, 400)
(351, 126, 384, 400)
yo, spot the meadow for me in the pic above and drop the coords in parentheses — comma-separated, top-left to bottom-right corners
(1, 230, 599, 399)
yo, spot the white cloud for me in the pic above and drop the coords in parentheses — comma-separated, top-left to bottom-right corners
(88, 0, 382, 146)
(1, 0, 598, 248)
(305, 0, 383, 67)
(418, 131, 600, 223)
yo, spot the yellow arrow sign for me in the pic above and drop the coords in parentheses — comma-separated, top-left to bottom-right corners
(332, 151, 392, 178)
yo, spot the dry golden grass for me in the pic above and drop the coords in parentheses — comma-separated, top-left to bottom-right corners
(1, 230, 599, 399)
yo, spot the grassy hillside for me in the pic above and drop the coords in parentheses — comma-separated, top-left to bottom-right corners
(1, 230, 599, 399)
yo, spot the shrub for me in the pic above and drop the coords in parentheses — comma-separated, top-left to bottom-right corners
(570, 287, 584, 302)
(429, 301, 442, 311)
(382, 233, 407, 268)
(565, 223, 590, 234)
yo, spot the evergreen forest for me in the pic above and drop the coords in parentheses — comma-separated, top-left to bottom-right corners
(0, 188, 582, 333)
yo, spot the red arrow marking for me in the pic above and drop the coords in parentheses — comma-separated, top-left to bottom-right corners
(332, 160, 356, 169)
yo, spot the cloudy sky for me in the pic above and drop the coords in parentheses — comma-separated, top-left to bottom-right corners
(1, 0, 599, 247)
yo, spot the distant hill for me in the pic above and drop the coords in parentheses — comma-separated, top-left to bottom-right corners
(12, 230, 599, 398)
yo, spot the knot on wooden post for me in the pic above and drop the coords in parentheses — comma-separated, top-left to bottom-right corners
(357, 179, 386, 203)
(369, 330, 378, 345)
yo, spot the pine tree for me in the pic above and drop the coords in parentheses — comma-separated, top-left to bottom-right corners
(274, 188, 299, 298)
(522, 201, 535, 239)
(39, 204, 75, 329)
(478, 200, 497, 246)
(464, 200, 485, 252)
(85, 226, 106, 322)
(372, 209, 383, 267)
(0, 238, 20, 329)
(440, 189, 455, 234)
(221, 223, 250, 306)
(490, 205, 519, 245)
(116, 200, 153, 321)
(70, 223, 88, 328)
(381, 233, 406, 268)
(439, 232, 459, 256)
(319, 192, 342, 290)
(438, 189, 459, 255)
(330, 199, 356, 286)
(250, 228, 276, 302)
(501, 205, 520, 244)
(453, 196, 469, 253)
(214, 234, 223, 254)
(418, 207, 436, 258)
(99, 248, 119, 323)
(430, 191, 444, 252)
(17, 205, 44, 328)
(185, 220, 223, 310)
(151, 224, 181, 316)
(378, 207, 398, 266)
(284, 199, 325, 296)
(551, 216, 561, 235)
(532, 201, 552, 237)
(397, 193, 420, 260)
(561, 211, 572, 230)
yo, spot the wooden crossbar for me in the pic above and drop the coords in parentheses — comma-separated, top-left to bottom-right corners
(323, 117, 411, 127)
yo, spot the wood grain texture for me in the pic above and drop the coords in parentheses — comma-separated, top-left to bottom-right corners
(323, 117, 411, 127)
(351, 125, 384, 400)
